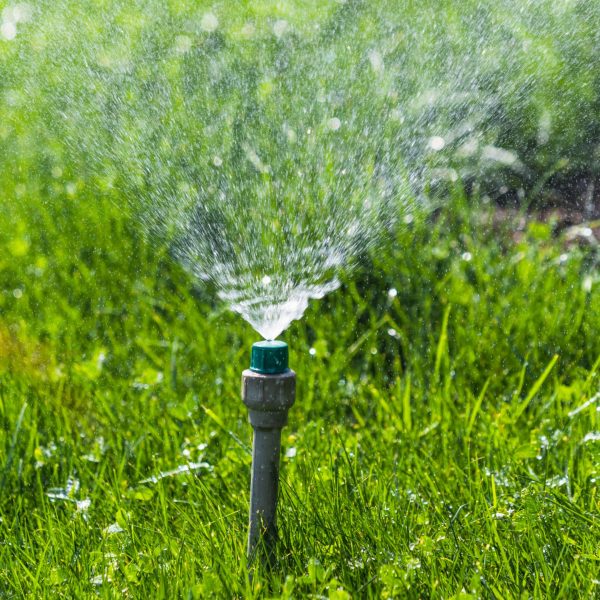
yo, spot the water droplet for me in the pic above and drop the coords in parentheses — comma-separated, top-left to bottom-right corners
(428, 136, 446, 151)
(240, 22, 255, 37)
(327, 117, 341, 131)
(200, 12, 218, 33)
(175, 35, 192, 54)
(482, 145, 518, 166)
(3, 4, 32, 24)
(90, 575, 110, 586)
(1, 22, 17, 41)
(284, 125, 297, 143)
(390, 108, 404, 123)
(76, 498, 91, 514)
(368, 49, 384, 72)
(103, 523, 125, 536)
(139, 461, 212, 485)
(273, 19, 288, 38)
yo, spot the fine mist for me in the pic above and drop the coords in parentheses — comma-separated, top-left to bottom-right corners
(4, 0, 598, 337)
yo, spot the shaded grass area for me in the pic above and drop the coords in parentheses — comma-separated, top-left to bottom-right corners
(0, 187, 598, 598)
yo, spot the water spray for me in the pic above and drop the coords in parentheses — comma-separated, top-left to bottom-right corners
(242, 340, 296, 566)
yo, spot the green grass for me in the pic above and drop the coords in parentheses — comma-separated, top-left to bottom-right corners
(0, 187, 598, 598)
(1, 1, 600, 596)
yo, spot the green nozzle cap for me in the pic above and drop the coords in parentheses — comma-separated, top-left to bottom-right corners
(250, 340, 288, 374)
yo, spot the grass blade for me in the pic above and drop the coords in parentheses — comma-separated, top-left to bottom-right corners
(513, 354, 559, 422)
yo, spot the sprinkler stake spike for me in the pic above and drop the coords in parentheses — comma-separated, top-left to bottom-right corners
(242, 342, 295, 567)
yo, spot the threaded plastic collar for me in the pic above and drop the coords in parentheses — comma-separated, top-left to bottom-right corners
(250, 340, 289, 374)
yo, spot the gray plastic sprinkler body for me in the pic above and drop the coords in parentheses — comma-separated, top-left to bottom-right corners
(242, 340, 295, 566)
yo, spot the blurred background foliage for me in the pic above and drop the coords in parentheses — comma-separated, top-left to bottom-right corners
(0, 0, 599, 212)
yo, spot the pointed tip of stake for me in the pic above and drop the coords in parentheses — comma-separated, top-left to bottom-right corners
(250, 340, 288, 374)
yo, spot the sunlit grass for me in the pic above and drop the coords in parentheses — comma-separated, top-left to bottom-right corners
(0, 187, 598, 597)
(1, 2, 599, 595)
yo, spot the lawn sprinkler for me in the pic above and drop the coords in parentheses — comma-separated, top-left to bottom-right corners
(242, 340, 296, 567)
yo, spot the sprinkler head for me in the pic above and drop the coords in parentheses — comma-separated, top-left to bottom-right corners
(243, 342, 296, 567)
(250, 340, 288, 374)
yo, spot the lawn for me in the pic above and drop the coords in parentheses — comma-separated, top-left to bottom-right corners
(1, 189, 598, 598)
(1, 0, 600, 598)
